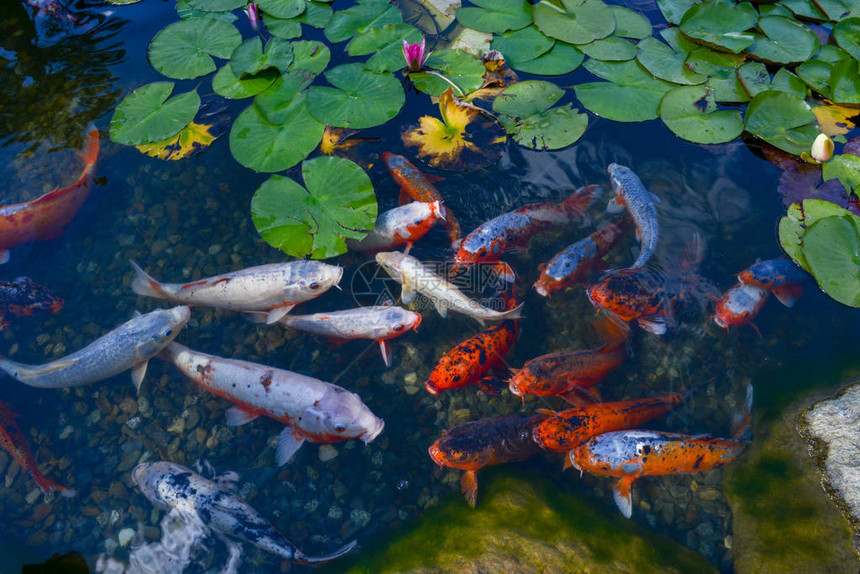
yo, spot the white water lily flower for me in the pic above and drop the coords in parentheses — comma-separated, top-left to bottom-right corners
(811, 133, 834, 163)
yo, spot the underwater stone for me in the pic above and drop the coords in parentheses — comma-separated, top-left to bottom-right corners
(319, 445, 339, 462)
(118, 528, 134, 547)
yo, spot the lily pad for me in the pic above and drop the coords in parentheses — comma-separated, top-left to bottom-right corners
(110, 82, 200, 145)
(815, 44, 850, 63)
(579, 36, 638, 61)
(307, 63, 404, 129)
(255, 69, 317, 124)
(256, 0, 305, 19)
(737, 62, 771, 98)
(493, 82, 586, 150)
(636, 37, 707, 85)
(796, 60, 833, 97)
(814, 0, 860, 21)
(533, 0, 615, 46)
(291, 40, 331, 74)
(831, 58, 860, 104)
(685, 48, 748, 102)
(491, 26, 554, 64)
(212, 64, 279, 99)
(745, 15, 818, 64)
(263, 14, 302, 39)
(299, 2, 333, 28)
(493, 80, 563, 118)
(609, 5, 652, 39)
(802, 215, 860, 306)
(251, 156, 377, 259)
(771, 68, 808, 98)
(324, 0, 402, 43)
(231, 37, 293, 78)
(679, 1, 758, 53)
(176, 0, 239, 20)
(814, 104, 859, 136)
(136, 120, 220, 160)
(575, 59, 674, 122)
(148, 17, 241, 80)
(229, 93, 324, 172)
(780, 0, 827, 20)
(659, 85, 744, 144)
(347, 23, 422, 72)
(779, 199, 853, 270)
(509, 42, 584, 75)
(660, 26, 699, 54)
(656, 0, 700, 25)
(456, 0, 532, 34)
(187, 0, 244, 10)
(409, 50, 486, 96)
(823, 153, 860, 193)
(745, 91, 817, 155)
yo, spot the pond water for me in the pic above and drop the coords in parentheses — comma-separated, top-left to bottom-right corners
(1, 1, 859, 573)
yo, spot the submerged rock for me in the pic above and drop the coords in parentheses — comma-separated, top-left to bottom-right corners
(326, 469, 716, 574)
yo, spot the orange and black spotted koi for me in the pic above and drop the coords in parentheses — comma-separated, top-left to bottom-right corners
(428, 413, 548, 507)
(0, 276, 63, 330)
(737, 258, 808, 308)
(532, 391, 687, 452)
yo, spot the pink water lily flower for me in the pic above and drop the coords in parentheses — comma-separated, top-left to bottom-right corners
(245, 2, 260, 31)
(402, 38, 428, 72)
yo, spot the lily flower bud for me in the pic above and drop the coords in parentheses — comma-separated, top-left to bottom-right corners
(402, 38, 427, 72)
(811, 133, 834, 163)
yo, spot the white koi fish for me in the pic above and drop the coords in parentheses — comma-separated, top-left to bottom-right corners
(130, 260, 342, 324)
(160, 342, 384, 464)
(346, 200, 445, 253)
(0, 306, 190, 392)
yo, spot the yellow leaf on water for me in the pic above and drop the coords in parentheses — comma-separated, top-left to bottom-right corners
(135, 121, 218, 161)
(814, 104, 860, 136)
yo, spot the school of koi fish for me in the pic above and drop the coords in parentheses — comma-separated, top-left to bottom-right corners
(0, 126, 812, 567)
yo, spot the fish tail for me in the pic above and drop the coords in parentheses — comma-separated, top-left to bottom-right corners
(562, 184, 600, 215)
(78, 124, 100, 173)
(33, 473, 76, 498)
(731, 384, 754, 441)
(499, 302, 525, 321)
(294, 539, 358, 564)
(129, 260, 168, 299)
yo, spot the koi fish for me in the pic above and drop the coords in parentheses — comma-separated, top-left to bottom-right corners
(0, 276, 63, 330)
(534, 217, 632, 297)
(160, 342, 384, 464)
(0, 125, 98, 264)
(428, 414, 548, 507)
(0, 306, 189, 392)
(273, 305, 422, 367)
(606, 164, 659, 269)
(532, 391, 687, 452)
(737, 258, 807, 308)
(0, 399, 74, 497)
(130, 260, 342, 324)
(375, 251, 523, 325)
(713, 283, 770, 335)
(133, 461, 356, 564)
(346, 201, 445, 253)
(383, 152, 461, 243)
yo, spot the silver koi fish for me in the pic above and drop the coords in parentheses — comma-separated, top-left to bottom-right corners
(160, 342, 384, 464)
(130, 260, 342, 324)
(607, 164, 659, 269)
(132, 461, 357, 564)
(346, 201, 445, 253)
(0, 306, 190, 392)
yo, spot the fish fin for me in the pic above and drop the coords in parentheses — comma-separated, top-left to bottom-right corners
(491, 261, 516, 283)
(562, 456, 573, 471)
(771, 284, 802, 307)
(21, 357, 78, 376)
(130, 360, 148, 394)
(403, 242, 413, 256)
(225, 405, 260, 426)
(559, 386, 600, 406)
(276, 426, 306, 466)
(731, 384, 754, 441)
(244, 311, 269, 324)
(265, 305, 294, 324)
(397, 188, 411, 206)
(0, 250, 9, 264)
(499, 302, 524, 321)
(432, 298, 448, 318)
(422, 172, 445, 183)
(401, 283, 417, 305)
(637, 316, 667, 335)
(34, 475, 76, 498)
(612, 476, 635, 519)
(460, 470, 478, 508)
(562, 184, 599, 215)
(536, 408, 557, 416)
(475, 376, 502, 396)
(606, 196, 625, 214)
(129, 260, 167, 299)
(593, 310, 630, 347)
(294, 540, 358, 565)
(378, 339, 392, 367)
(650, 192, 662, 204)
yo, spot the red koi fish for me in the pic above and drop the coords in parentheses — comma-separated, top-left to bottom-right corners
(346, 200, 445, 253)
(0, 276, 63, 330)
(736, 258, 808, 308)
(428, 414, 548, 507)
(383, 152, 461, 243)
(0, 399, 74, 497)
(534, 217, 632, 297)
(713, 283, 769, 335)
(0, 125, 98, 264)
(532, 391, 687, 452)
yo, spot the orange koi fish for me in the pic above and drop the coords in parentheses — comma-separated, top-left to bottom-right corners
(0, 399, 74, 497)
(0, 276, 63, 330)
(346, 200, 445, 254)
(736, 258, 808, 308)
(383, 152, 461, 243)
(532, 391, 687, 452)
(428, 414, 548, 507)
(0, 125, 99, 264)
(713, 283, 770, 335)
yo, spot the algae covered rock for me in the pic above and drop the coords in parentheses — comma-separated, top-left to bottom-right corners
(327, 468, 716, 574)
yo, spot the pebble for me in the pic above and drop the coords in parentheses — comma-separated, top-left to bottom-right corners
(350, 509, 372, 528)
(58, 425, 74, 440)
(104, 538, 118, 554)
(117, 450, 141, 472)
(319, 445, 339, 462)
(403, 372, 418, 385)
(119, 398, 138, 416)
(118, 528, 135, 547)
(25, 488, 41, 505)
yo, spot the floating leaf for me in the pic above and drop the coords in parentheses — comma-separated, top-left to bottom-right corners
(609, 6, 651, 39)
(656, 0, 699, 25)
(745, 91, 817, 155)
(187, 0, 244, 10)
(737, 62, 770, 98)
(745, 15, 818, 65)
(830, 58, 860, 105)
(231, 37, 293, 78)
(148, 17, 242, 80)
(255, 70, 317, 124)
(533, 0, 615, 45)
(307, 63, 404, 129)
(212, 65, 279, 99)
(802, 215, 860, 306)
(575, 59, 674, 122)
(347, 24, 422, 72)
(176, 0, 239, 20)
(291, 40, 331, 74)
(263, 14, 302, 39)
(579, 36, 638, 62)
(493, 80, 563, 118)
(814, 103, 859, 136)
(402, 88, 505, 171)
(324, 0, 402, 43)
(779, 199, 855, 270)
(300, 2, 333, 28)
(491, 26, 554, 64)
(771, 68, 807, 98)
(409, 50, 486, 96)
(780, 0, 827, 20)
(777, 163, 850, 210)
(456, 0, 532, 34)
(257, 0, 305, 19)
(251, 156, 377, 259)
(685, 48, 748, 102)
(679, 1, 758, 53)
(816, 44, 850, 63)
(136, 121, 220, 160)
(636, 37, 707, 85)
(659, 85, 744, 144)
(823, 153, 860, 193)
(508, 42, 584, 75)
(796, 60, 832, 97)
(493, 81, 586, 150)
(814, 0, 860, 21)
(110, 82, 200, 145)
(660, 26, 699, 54)
(758, 4, 793, 17)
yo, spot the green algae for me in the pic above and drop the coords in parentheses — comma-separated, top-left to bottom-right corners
(327, 468, 716, 574)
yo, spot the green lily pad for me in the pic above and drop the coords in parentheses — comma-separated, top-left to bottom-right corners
(263, 14, 302, 39)
(823, 153, 860, 193)
(148, 17, 242, 80)
(835, 18, 860, 62)
(780, 0, 827, 20)
(231, 37, 293, 78)
(831, 58, 860, 104)
(300, 1, 333, 28)
(772, 68, 808, 98)
(257, 0, 305, 19)
(307, 63, 404, 128)
(659, 85, 744, 143)
(493, 81, 564, 118)
(744, 91, 817, 155)
(745, 15, 818, 64)
(686, 48, 749, 102)
(814, 0, 860, 21)
(661, 26, 699, 54)
(187, 0, 244, 10)
(758, 4, 793, 17)
(737, 62, 771, 98)
(533, 0, 615, 45)
(291, 40, 331, 74)
(509, 42, 584, 75)
(796, 60, 833, 97)
(251, 156, 377, 259)
(575, 60, 674, 122)
(816, 44, 850, 63)
(509, 105, 589, 149)
(779, 199, 853, 270)
(110, 82, 200, 145)
(255, 69, 317, 124)
(679, 1, 758, 53)
(230, 93, 324, 172)
(656, 0, 700, 25)
(176, 0, 238, 20)
(456, 0, 532, 34)
(347, 24, 422, 72)
(579, 36, 638, 61)
(637, 37, 707, 85)
(802, 215, 860, 306)
(212, 65, 279, 99)
(609, 5, 652, 39)
(324, 0, 402, 43)
(409, 50, 486, 96)
(491, 26, 554, 64)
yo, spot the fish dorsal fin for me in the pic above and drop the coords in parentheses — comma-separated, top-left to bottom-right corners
(225, 405, 260, 426)
(22, 357, 78, 376)
(131, 360, 148, 394)
(637, 316, 667, 335)
(613, 476, 635, 519)
(276, 426, 306, 466)
(266, 305, 294, 324)
(460, 470, 478, 508)
(132, 310, 141, 318)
